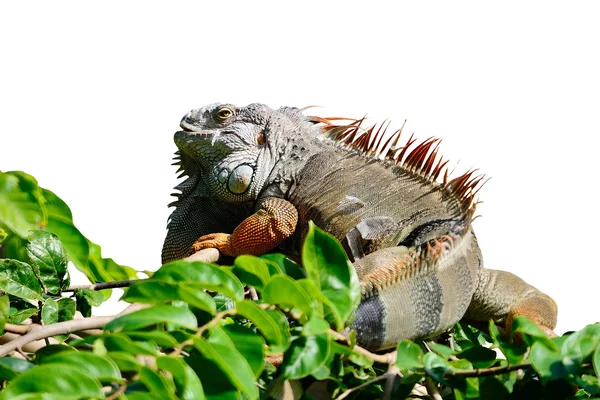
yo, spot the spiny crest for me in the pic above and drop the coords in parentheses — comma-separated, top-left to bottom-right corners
(308, 114, 486, 222)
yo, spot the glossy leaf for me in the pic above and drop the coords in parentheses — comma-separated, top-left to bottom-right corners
(395, 340, 425, 370)
(41, 298, 59, 325)
(153, 260, 244, 300)
(424, 351, 452, 383)
(158, 356, 205, 400)
(282, 333, 331, 379)
(0, 259, 43, 300)
(107, 351, 141, 372)
(139, 366, 178, 400)
(0, 364, 103, 399)
(232, 255, 270, 290)
(457, 346, 497, 369)
(0, 171, 45, 238)
(123, 280, 216, 314)
(105, 305, 197, 331)
(222, 324, 266, 377)
(74, 288, 105, 317)
(8, 306, 38, 324)
(261, 253, 304, 279)
(528, 341, 567, 381)
(262, 274, 313, 317)
(125, 331, 179, 348)
(0, 227, 6, 243)
(26, 230, 68, 294)
(0, 357, 35, 381)
(194, 327, 259, 400)
(594, 345, 600, 378)
(103, 333, 159, 355)
(0, 294, 9, 333)
(511, 316, 557, 350)
(235, 299, 290, 353)
(41, 352, 121, 382)
(301, 222, 360, 329)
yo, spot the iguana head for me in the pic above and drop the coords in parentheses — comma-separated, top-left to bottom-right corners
(174, 103, 319, 203)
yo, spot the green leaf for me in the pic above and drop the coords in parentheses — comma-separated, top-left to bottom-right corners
(262, 274, 313, 317)
(41, 298, 59, 325)
(139, 366, 178, 400)
(0, 227, 7, 244)
(123, 280, 216, 314)
(26, 231, 68, 294)
(154, 260, 244, 300)
(457, 346, 498, 369)
(222, 324, 266, 377)
(232, 255, 270, 290)
(427, 341, 455, 359)
(125, 331, 179, 348)
(0, 294, 9, 333)
(57, 297, 76, 321)
(395, 340, 425, 370)
(528, 341, 567, 381)
(41, 352, 122, 383)
(103, 333, 159, 355)
(105, 305, 197, 331)
(8, 306, 38, 324)
(107, 351, 141, 372)
(1, 393, 71, 400)
(235, 299, 290, 353)
(0, 364, 103, 399)
(576, 374, 600, 396)
(594, 345, 600, 378)
(158, 356, 205, 400)
(423, 352, 452, 383)
(0, 357, 35, 381)
(0, 171, 46, 238)
(282, 333, 331, 380)
(194, 327, 259, 400)
(303, 315, 330, 336)
(261, 253, 305, 279)
(561, 323, 600, 370)
(302, 222, 360, 329)
(511, 316, 557, 350)
(74, 287, 105, 317)
(0, 259, 43, 300)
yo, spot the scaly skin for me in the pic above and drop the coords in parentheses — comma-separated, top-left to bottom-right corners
(163, 103, 557, 350)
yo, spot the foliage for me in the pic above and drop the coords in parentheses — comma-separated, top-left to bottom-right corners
(0, 171, 599, 399)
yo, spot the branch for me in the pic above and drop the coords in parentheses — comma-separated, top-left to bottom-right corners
(328, 329, 397, 365)
(64, 279, 141, 292)
(425, 377, 443, 400)
(0, 303, 148, 357)
(444, 362, 531, 378)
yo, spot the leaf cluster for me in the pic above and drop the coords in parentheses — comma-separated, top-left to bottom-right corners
(1, 171, 599, 399)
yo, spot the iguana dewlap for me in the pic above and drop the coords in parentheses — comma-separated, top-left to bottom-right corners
(162, 103, 557, 350)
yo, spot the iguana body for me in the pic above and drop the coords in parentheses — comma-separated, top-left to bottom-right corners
(162, 103, 557, 350)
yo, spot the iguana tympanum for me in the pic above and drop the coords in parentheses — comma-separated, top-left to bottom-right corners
(162, 102, 557, 350)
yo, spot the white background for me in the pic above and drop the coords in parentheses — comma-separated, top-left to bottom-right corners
(1, 2, 598, 334)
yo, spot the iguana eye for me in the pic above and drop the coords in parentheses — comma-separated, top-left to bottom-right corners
(215, 106, 235, 122)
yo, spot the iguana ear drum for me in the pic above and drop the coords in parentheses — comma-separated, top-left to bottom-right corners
(227, 164, 254, 194)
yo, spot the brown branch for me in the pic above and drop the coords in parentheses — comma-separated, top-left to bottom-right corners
(64, 279, 141, 292)
(336, 373, 392, 400)
(0, 303, 148, 357)
(425, 377, 443, 400)
(444, 362, 531, 378)
(328, 329, 397, 365)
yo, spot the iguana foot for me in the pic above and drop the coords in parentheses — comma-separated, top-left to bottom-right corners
(187, 233, 233, 257)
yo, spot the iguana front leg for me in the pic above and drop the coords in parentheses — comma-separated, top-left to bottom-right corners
(187, 198, 299, 257)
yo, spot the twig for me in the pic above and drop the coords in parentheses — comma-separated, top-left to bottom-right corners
(106, 381, 129, 400)
(336, 373, 391, 400)
(0, 316, 113, 357)
(328, 329, 397, 365)
(64, 279, 140, 292)
(383, 364, 400, 400)
(425, 377, 443, 400)
(445, 362, 531, 378)
(0, 303, 146, 357)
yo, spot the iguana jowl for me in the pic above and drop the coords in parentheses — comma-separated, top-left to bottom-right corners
(162, 103, 557, 350)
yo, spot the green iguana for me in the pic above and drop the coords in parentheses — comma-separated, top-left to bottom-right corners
(162, 102, 557, 350)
